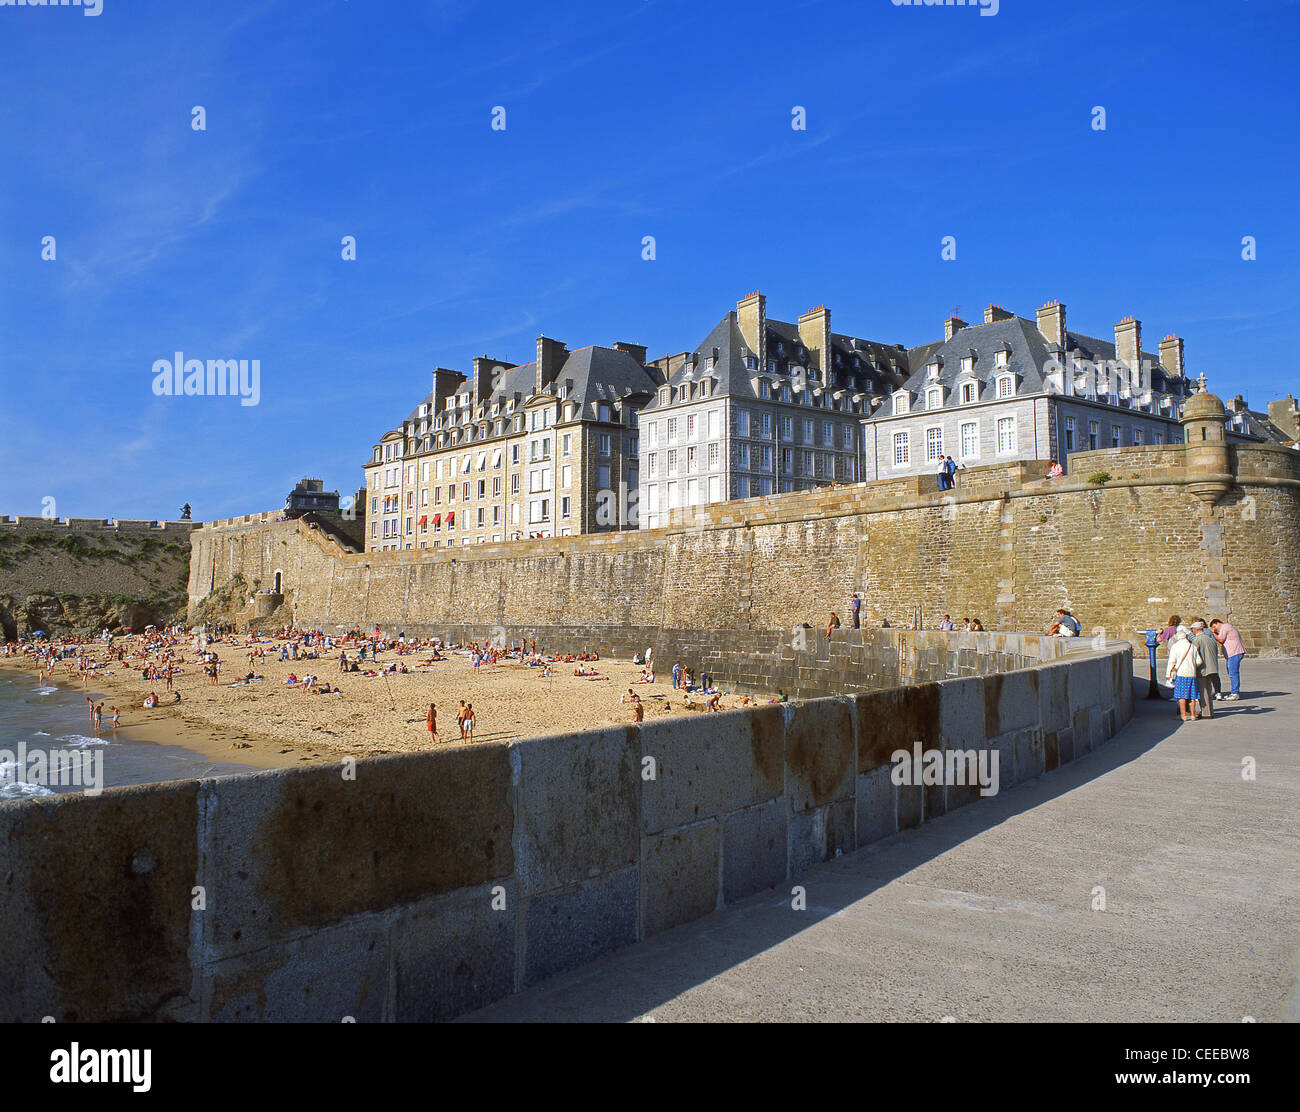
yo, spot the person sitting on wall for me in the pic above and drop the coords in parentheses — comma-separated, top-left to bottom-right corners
(1046, 459, 1064, 479)
(826, 612, 841, 640)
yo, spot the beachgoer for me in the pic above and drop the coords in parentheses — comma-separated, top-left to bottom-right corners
(427, 702, 437, 740)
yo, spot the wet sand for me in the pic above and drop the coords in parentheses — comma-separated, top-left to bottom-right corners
(1, 644, 762, 768)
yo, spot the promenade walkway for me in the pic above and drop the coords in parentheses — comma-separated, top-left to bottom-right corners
(465, 660, 1299, 1022)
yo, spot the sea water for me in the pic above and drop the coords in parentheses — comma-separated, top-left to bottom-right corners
(0, 670, 258, 800)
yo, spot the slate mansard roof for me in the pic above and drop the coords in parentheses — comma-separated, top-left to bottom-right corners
(869, 316, 1195, 420)
(642, 311, 909, 415)
(381, 345, 657, 446)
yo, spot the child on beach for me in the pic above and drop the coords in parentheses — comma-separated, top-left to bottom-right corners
(464, 704, 476, 742)
(456, 700, 467, 741)
(427, 702, 437, 741)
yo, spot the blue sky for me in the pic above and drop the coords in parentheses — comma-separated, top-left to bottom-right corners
(1, 0, 1297, 520)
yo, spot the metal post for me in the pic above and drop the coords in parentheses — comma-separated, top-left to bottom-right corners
(1139, 629, 1161, 699)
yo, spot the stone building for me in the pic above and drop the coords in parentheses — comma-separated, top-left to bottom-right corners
(1224, 393, 1299, 448)
(284, 478, 340, 518)
(1266, 394, 1299, 445)
(861, 302, 1216, 480)
(638, 292, 906, 529)
(362, 338, 661, 551)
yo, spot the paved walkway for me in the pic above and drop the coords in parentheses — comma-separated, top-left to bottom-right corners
(465, 660, 1299, 1022)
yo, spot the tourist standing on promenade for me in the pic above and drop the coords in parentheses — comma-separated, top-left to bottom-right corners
(938, 614, 954, 631)
(1191, 620, 1220, 717)
(851, 594, 861, 629)
(1165, 626, 1202, 722)
(1156, 615, 1181, 646)
(1210, 619, 1246, 700)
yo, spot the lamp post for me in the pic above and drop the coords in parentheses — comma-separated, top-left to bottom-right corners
(1139, 629, 1161, 699)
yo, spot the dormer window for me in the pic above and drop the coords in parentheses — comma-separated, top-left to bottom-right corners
(746, 355, 758, 370)
(926, 387, 943, 410)
(996, 374, 1015, 399)
(961, 381, 977, 404)
(659, 388, 669, 406)
(893, 390, 910, 415)
(961, 356, 974, 375)
(927, 362, 940, 380)
(996, 350, 1009, 368)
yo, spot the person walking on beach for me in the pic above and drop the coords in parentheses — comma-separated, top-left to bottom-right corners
(86, 695, 94, 723)
(672, 662, 681, 691)
(427, 702, 438, 741)
(464, 704, 476, 742)
(456, 700, 468, 741)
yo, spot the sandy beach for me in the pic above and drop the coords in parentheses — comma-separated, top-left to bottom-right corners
(1, 636, 766, 770)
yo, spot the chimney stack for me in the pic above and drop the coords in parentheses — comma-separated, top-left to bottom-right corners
(536, 336, 567, 393)
(944, 315, 968, 342)
(737, 291, 767, 368)
(1158, 334, 1184, 380)
(1114, 316, 1142, 377)
(1036, 301, 1066, 348)
(472, 357, 511, 404)
(612, 341, 648, 365)
(1267, 394, 1299, 441)
(431, 367, 468, 412)
(797, 305, 832, 378)
(984, 304, 1014, 324)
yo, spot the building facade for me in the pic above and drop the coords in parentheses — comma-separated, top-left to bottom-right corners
(638, 292, 907, 529)
(363, 339, 660, 552)
(862, 302, 1209, 480)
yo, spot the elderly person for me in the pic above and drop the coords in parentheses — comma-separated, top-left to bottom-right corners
(1210, 618, 1245, 701)
(1164, 625, 1203, 722)
(1190, 620, 1220, 717)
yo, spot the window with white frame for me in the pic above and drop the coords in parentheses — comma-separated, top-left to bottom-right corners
(1088, 420, 1099, 450)
(894, 391, 910, 415)
(781, 415, 793, 441)
(893, 431, 910, 466)
(927, 387, 943, 409)
(960, 421, 979, 459)
(926, 427, 944, 461)
(1064, 416, 1075, 452)
(737, 411, 749, 437)
(997, 416, 1017, 454)
(708, 442, 718, 469)
(961, 381, 976, 404)
(842, 425, 853, 449)
(997, 375, 1015, 399)
(708, 410, 719, 438)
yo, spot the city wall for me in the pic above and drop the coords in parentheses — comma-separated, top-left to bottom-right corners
(190, 444, 1300, 656)
(0, 516, 197, 534)
(0, 637, 1132, 1022)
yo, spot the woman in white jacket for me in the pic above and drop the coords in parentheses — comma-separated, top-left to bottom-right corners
(1165, 625, 1203, 722)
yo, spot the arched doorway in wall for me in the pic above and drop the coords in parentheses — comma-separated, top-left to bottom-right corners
(273, 569, 283, 594)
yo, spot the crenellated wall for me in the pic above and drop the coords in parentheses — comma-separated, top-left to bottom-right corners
(189, 443, 1300, 656)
